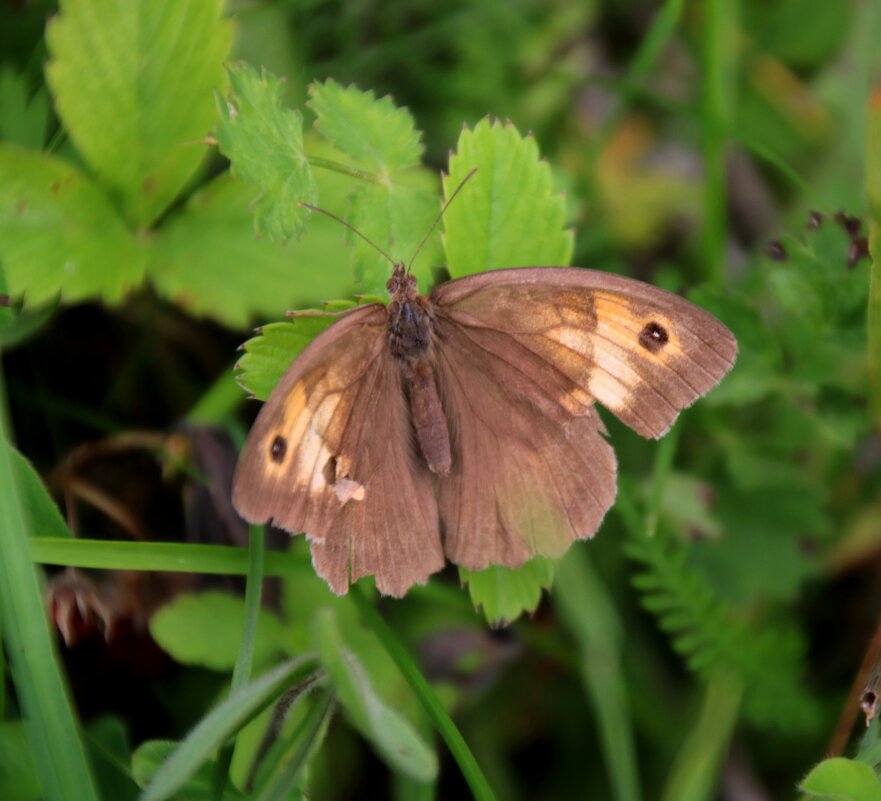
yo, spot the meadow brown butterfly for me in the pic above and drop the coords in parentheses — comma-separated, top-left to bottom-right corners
(232, 177, 737, 597)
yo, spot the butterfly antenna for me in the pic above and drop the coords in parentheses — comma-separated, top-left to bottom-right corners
(298, 202, 396, 266)
(406, 167, 478, 274)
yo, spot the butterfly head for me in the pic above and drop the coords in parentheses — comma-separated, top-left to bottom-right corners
(386, 263, 420, 301)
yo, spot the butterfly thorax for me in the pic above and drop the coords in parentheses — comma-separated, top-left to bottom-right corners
(386, 264, 434, 364)
(385, 264, 451, 476)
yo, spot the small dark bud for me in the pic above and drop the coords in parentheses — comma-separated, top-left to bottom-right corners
(767, 240, 788, 261)
(834, 211, 862, 239)
(847, 237, 870, 269)
(807, 210, 824, 230)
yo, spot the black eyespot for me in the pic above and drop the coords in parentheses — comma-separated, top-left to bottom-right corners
(639, 321, 668, 353)
(270, 435, 287, 463)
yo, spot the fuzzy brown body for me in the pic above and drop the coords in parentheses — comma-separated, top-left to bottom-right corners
(386, 266, 452, 476)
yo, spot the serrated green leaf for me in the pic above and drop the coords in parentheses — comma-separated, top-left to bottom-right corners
(45, 0, 230, 226)
(0, 145, 146, 306)
(347, 177, 442, 294)
(443, 119, 572, 276)
(235, 307, 358, 401)
(216, 63, 316, 242)
(314, 609, 437, 783)
(149, 591, 285, 672)
(459, 556, 555, 626)
(800, 757, 881, 801)
(309, 79, 423, 172)
(149, 174, 356, 328)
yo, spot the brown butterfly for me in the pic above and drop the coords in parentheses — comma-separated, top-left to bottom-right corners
(233, 181, 737, 597)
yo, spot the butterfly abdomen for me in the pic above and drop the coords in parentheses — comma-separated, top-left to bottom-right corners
(386, 273, 453, 476)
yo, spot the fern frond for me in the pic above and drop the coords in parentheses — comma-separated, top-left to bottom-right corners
(619, 487, 822, 734)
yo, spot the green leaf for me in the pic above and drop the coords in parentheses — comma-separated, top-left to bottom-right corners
(139, 657, 318, 801)
(149, 174, 355, 328)
(0, 145, 146, 306)
(235, 308, 356, 401)
(216, 63, 316, 242)
(308, 79, 423, 172)
(0, 66, 48, 149)
(132, 740, 246, 800)
(0, 722, 41, 801)
(85, 717, 139, 801)
(800, 757, 881, 801)
(251, 689, 333, 801)
(554, 549, 640, 801)
(0, 379, 100, 801)
(314, 608, 438, 783)
(459, 557, 555, 626)
(347, 177, 442, 294)
(45, 0, 231, 225)
(149, 591, 285, 672)
(11, 446, 71, 539)
(443, 118, 573, 277)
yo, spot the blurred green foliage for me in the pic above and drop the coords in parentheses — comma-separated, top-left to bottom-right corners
(2, 0, 881, 800)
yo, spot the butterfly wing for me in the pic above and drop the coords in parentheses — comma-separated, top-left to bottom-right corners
(430, 267, 736, 569)
(432, 267, 737, 439)
(233, 304, 444, 597)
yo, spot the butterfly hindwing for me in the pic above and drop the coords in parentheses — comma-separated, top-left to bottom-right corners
(433, 313, 618, 569)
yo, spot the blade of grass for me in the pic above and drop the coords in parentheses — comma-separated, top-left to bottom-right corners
(350, 586, 498, 801)
(141, 656, 319, 801)
(867, 84, 881, 427)
(660, 670, 743, 801)
(254, 689, 334, 801)
(30, 536, 309, 578)
(701, 0, 738, 288)
(554, 547, 641, 801)
(0, 369, 100, 801)
(212, 525, 267, 800)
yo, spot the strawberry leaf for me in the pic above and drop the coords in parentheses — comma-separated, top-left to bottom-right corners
(308, 80, 423, 172)
(45, 0, 231, 226)
(216, 63, 317, 242)
(0, 145, 145, 306)
(443, 118, 573, 276)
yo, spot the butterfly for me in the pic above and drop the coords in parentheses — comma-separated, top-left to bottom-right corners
(232, 254, 737, 597)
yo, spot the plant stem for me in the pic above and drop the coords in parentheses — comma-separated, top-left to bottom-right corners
(350, 587, 498, 801)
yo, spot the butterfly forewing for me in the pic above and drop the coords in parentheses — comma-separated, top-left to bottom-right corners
(232, 303, 444, 597)
(432, 267, 737, 438)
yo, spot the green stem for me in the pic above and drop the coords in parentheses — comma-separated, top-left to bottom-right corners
(308, 155, 383, 184)
(30, 536, 308, 578)
(212, 525, 266, 800)
(350, 587, 498, 801)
